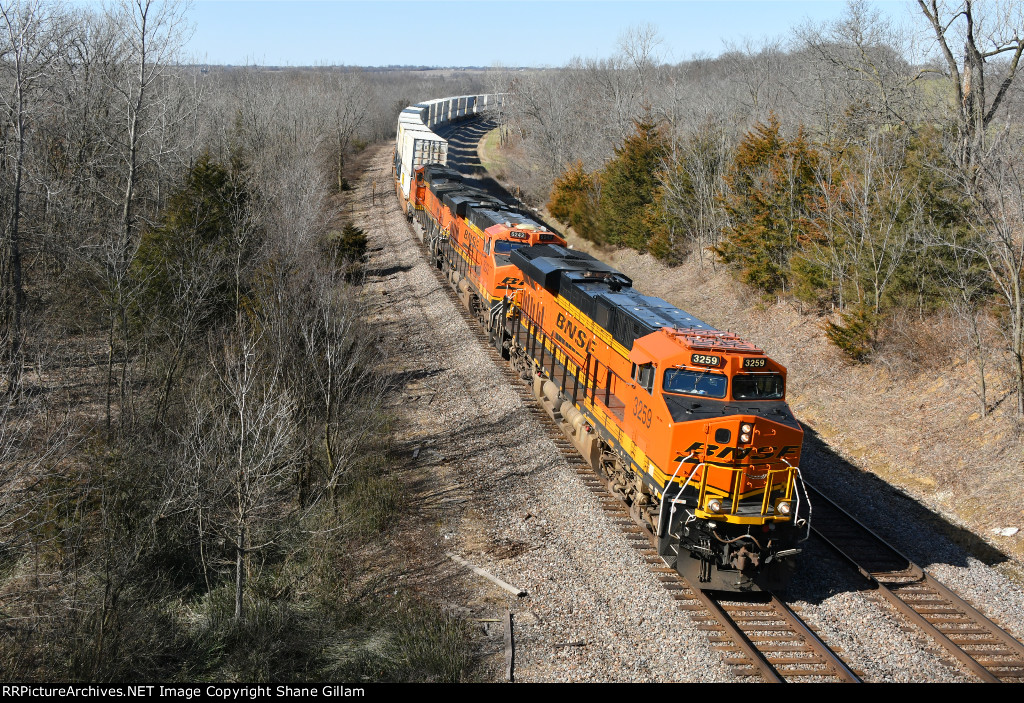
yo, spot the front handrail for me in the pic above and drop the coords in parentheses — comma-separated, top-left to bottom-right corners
(691, 461, 797, 521)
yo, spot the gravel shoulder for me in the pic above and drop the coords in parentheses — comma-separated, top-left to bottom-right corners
(349, 141, 1019, 683)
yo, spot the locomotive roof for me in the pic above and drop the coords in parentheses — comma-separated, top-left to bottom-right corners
(426, 180, 466, 198)
(422, 164, 463, 184)
(510, 244, 714, 349)
(510, 244, 630, 291)
(466, 205, 522, 232)
(497, 212, 548, 229)
(443, 189, 502, 217)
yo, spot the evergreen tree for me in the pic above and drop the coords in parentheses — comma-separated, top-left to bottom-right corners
(825, 306, 876, 362)
(597, 120, 669, 251)
(329, 223, 369, 280)
(133, 153, 252, 334)
(647, 121, 730, 266)
(714, 114, 821, 293)
(646, 165, 692, 265)
(547, 161, 599, 241)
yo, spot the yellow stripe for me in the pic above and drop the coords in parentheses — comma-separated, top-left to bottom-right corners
(429, 212, 505, 304)
(555, 296, 632, 358)
(527, 315, 787, 525)
(526, 316, 650, 471)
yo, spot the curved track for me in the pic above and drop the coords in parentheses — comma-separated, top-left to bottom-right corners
(572, 445, 861, 683)
(807, 485, 1024, 682)
(409, 208, 861, 683)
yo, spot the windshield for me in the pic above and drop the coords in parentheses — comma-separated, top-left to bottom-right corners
(732, 374, 785, 400)
(663, 368, 727, 398)
(494, 240, 526, 255)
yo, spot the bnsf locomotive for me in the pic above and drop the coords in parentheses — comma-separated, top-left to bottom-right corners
(394, 97, 809, 592)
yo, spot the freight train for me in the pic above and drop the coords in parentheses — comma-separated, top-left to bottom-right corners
(393, 96, 809, 592)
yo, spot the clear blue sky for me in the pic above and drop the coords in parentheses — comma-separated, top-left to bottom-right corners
(185, 1, 914, 67)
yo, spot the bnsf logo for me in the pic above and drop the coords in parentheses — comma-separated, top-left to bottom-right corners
(496, 276, 522, 291)
(556, 312, 595, 353)
(678, 442, 800, 462)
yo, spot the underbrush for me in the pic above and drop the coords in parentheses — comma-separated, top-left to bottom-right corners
(873, 310, 958, 379)
(0, 390, 471, 683)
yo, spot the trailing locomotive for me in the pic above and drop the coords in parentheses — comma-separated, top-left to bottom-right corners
(393, 98, 809, 592)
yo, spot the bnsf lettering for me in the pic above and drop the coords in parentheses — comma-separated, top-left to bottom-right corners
(680, 442, 800, 461)
(555, 312, 593, 352)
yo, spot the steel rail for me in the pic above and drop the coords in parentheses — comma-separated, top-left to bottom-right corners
(410, 115, 1024, 684)
(541, 414, 858, 682)
(806, 483, 1024, 682)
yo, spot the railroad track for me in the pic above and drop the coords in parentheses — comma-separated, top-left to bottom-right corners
(572, 452, 861, 683)
(411, 221, 861, 682)
(807, 484, 1024, 682)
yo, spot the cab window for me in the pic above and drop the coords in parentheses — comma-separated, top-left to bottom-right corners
(484, 238, 491, 255)
(494, 240, 525, 255)
(633, 363, 655, 394)
(732, 374, 784, 400)
(663, 368, 727, 398)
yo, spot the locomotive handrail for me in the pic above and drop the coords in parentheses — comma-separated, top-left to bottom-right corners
(657, 453, 696, 537)
(692, 461, 797, 522)
(782, 459, 813, 542)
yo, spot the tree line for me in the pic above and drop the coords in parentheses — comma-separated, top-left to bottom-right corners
(497, 0, 1024, 420)
(0, 0, 489, 682)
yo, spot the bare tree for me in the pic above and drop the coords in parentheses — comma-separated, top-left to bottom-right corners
(299, 268, 387, 507)
(721, 37, 789, 122)
(938, 240, 992, 416)
(0, 0, 67, 394)
(0, 393, 77, 549)
(798, 0, 919, 136)
(94, 0, 190, 429)
(916, 0, 1024, 172)
(617, 23, 663, 106)
(182, 328, 296, 622)
(967, 130, 1024, 416)
(656, 117, 732, 267)
(320, 70, 370, 192)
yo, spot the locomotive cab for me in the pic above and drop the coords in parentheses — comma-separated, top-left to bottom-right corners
(627, 329, 806, 592)
(479, 222, 565, 304)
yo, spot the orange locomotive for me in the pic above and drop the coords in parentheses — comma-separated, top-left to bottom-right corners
(404, 164, 807, 592)
(504, 245, 807, 591)
(409, 164, 566, 326)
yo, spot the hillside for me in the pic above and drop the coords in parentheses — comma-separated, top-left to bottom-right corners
(478, 128, 1024, 577)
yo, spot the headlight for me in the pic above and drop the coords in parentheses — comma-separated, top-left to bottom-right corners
(775, 500, 792, 516)
(741, 423, 753, 434)
(740, 432, 751, 442)
(707, 498, 723, 513)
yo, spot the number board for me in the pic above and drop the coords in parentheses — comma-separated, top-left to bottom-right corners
(742, 357, 767, 369)
(691, 353, 721, 367)
(539, 233, 556, 241)
(509, 231, 529, 240)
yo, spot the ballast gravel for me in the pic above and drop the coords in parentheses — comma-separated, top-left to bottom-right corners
(349, 142, 1022, 683)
